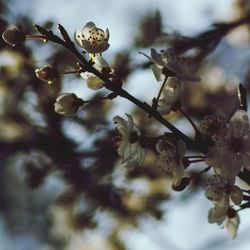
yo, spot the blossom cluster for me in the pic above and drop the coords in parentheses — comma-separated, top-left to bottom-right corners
(2, 20, 250, 239)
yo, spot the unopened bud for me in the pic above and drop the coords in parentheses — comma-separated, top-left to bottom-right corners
(54, 93, 84, 116)
(35, 65, 58, 84)
(2, 25, 26, 47)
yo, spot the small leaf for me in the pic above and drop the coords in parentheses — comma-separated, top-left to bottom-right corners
(58, 24, 71, 43)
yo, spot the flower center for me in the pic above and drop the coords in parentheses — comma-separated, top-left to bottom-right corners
(207, 121, 220, 135)
(230, 137, 243, 153)
(129, 131, 138, 144)
(88, 28, 106, 47)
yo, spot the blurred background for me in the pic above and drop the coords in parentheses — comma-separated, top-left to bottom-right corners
(1, 0, 250, 249)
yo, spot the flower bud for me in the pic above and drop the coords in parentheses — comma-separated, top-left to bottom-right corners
(2, 25, 26, 47)
(35, 65, 58, 84)
(54, 93, 84, 116)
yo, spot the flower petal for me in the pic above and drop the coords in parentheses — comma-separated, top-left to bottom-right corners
(229, 109, 249, 138)
(176, 140, 186, 159)
(86, 75, 104, 90)
(74, 30, 83, 47)
(156, 140, 175, 153)
(226, 214, 240, 239)
(172, 162, 184, 186)
(208, 208, 225, 224)
(213, 196, 230, 218)
(82, 22, 96, 38)
(230, 185, 243, 205)
(205, 186, 225, 202)
(150, 64, 164, 81)
(105, 28, 110, 40)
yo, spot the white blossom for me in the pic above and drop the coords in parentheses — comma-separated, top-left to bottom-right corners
(74, 22, 110, 53)
(205, 110, 250, 182)
(141, 48, 201, 82)
(113, 114, 146, 166)
(205, 175, 243, 219)
(157, 77, 183, 115)
(80, 55, 110, 90)
(54, 93, 83, 116)
(156, 139, 186, 186)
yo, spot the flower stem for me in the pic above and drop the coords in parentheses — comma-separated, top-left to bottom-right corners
(179, 108, 201, 136)
(154, 76, 168, 107)
(25, 34, 47, 40)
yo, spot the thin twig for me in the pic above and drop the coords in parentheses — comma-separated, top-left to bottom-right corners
(34, 24, 208, 154)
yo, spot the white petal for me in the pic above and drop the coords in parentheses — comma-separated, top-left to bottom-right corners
(117, 140, 126, 157)
(172, 162, 184, 186)
(86, 75, 104, 90)
(94, 55, 109, 69)
(230, 185, 243, 205)
(82, 22, 96, 38)
(125, 114, 135, 133)
(205, 186, 225, 202)
(208, 208, 225, 224)
(157, 103, 172, 115)
(113, 116, 128, 134)
(213, 196, 230, 218)
(150, 64, 164, 81)
(138, 148, 146, 165)
(105, 28, 110, 40)
(156, 140, 175, 153)
(205, 147, 241, 182)
(226, 215, 240, 239)
(176, 140, 186, 159)
(229, 109, 249, 138)
(74, 30, 83, 47)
